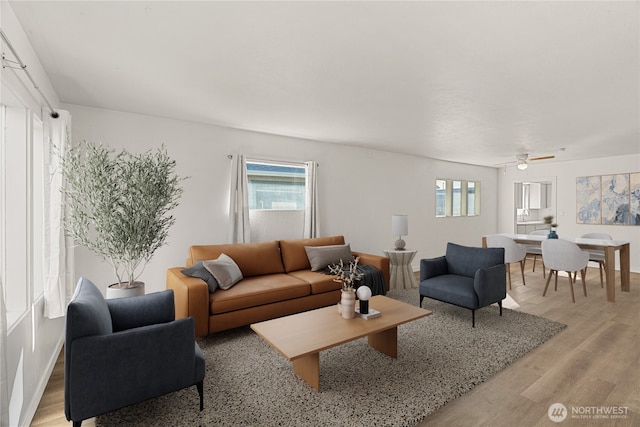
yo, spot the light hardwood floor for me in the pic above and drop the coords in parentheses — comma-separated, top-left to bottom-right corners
(31, 262, 639, 427)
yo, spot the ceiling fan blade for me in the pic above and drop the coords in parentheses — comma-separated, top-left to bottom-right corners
(530, 155, 555, 161)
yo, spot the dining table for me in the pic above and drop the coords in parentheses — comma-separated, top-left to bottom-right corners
(482, 233, 631, 303)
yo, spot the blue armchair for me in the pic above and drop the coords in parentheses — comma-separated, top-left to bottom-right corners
(64, 277, 205, 426)
(419, 243, 506, 327)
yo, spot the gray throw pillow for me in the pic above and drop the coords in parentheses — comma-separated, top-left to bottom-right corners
(203, 254, 243, 290)
(181, 261, 219, 293)
(305, 243, 354, 271)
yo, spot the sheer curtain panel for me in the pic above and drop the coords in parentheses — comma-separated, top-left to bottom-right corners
(228, 154, 251, 243)
(43, 110, 75, 318)
(303, 161, 320, 238)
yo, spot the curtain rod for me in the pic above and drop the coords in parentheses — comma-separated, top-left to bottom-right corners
(228, 154, 317, 168)
(0, 27, 59, 119)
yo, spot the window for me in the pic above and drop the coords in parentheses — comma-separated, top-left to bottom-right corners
(31, 116, 45, 298)
(435, 178, 481, 218)
(467, 181, 478, 216)
(246, 160, 307, 241)
(246, 162, 306, 210)
(1, 89, 29, 326)
(452, 180, 462, 216)
(435, 179, 446, 217)
(0, 84, 46, 327)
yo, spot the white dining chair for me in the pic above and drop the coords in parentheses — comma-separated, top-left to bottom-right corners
(581, 232, 613, 288)
(524, 230, 548, 278)
(486, 234, 527, 289)
(541, 239, 589, 303)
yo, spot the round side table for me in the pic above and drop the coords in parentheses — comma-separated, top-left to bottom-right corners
(384, 249, 418, 289)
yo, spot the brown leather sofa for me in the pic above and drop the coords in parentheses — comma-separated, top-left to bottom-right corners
(166, 235, 390, 336)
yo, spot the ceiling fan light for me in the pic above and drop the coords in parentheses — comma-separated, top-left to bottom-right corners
(517, 161, 528, 170)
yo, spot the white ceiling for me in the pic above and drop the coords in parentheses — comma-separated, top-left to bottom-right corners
(9, 1, 640, 168)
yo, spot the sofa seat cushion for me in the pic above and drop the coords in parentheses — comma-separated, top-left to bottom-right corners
(280, 236, 346, 273)
(287, 270, 342, 294)
(189, 240, 285, 277)
(210, 274, 310, 314)
(419, 274, 479, 309)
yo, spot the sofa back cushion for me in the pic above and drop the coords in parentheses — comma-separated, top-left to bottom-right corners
(445, 242, 504, 278)
(188, 240, 285, 277)
(280, 236, 346, 272)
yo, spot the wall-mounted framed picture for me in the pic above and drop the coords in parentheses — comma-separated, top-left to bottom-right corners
(631, 172, 640, 224)
(576, 172, 639, 225)
(576, 176, 601, 224)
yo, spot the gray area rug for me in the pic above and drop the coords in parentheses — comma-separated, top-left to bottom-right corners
(96, 288, 566, 426)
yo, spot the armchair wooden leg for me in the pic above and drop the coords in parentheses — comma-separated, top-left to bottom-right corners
(520, 259, 526, 286)
(581, 269, 587, 297)
(507, 264, 512, 290)
(73, 421, 82, 427)
(498, 300, 503, 316)
(471, 309, 476, 328)
(419, 295, 424, 307)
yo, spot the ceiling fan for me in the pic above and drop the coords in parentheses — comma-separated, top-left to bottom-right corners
(514, 153, 555, 170)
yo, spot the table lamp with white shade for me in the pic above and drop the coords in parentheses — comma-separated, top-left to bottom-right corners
(392, 214, 408, 250)
(356, 285, 372, 314)
(355, 285, 380, 319)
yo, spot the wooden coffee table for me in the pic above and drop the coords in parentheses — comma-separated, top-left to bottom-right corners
(250, 295, 432, 391)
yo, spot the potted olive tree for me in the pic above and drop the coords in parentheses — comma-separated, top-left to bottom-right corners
(60, 140, 184, 298)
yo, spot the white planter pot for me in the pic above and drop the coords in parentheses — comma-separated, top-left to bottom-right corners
(106, 282, 145, 299)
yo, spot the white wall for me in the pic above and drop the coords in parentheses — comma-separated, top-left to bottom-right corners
(498, 154, 640, 272)
(63, 104, 500, 295)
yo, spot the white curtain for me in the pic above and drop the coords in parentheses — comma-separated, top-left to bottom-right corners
(303, 161, 320, 238)
(43, 110, 75, 319)
(228, 154, 251, 243)
(0, 277, 8, 427)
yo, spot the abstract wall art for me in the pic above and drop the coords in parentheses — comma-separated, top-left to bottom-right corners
(576, 176, 601, 224)
(576, 172, 639, 226)
(631, 173, 640, 225)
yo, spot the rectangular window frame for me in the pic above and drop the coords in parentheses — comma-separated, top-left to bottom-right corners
(246, 159, 306, 211)
(1, 83, 46, 329)
(1, 96, 29, 327)
(435, 178, 481, 218)
(31, 115, 45, 299)
(245, 158, 310, 242)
